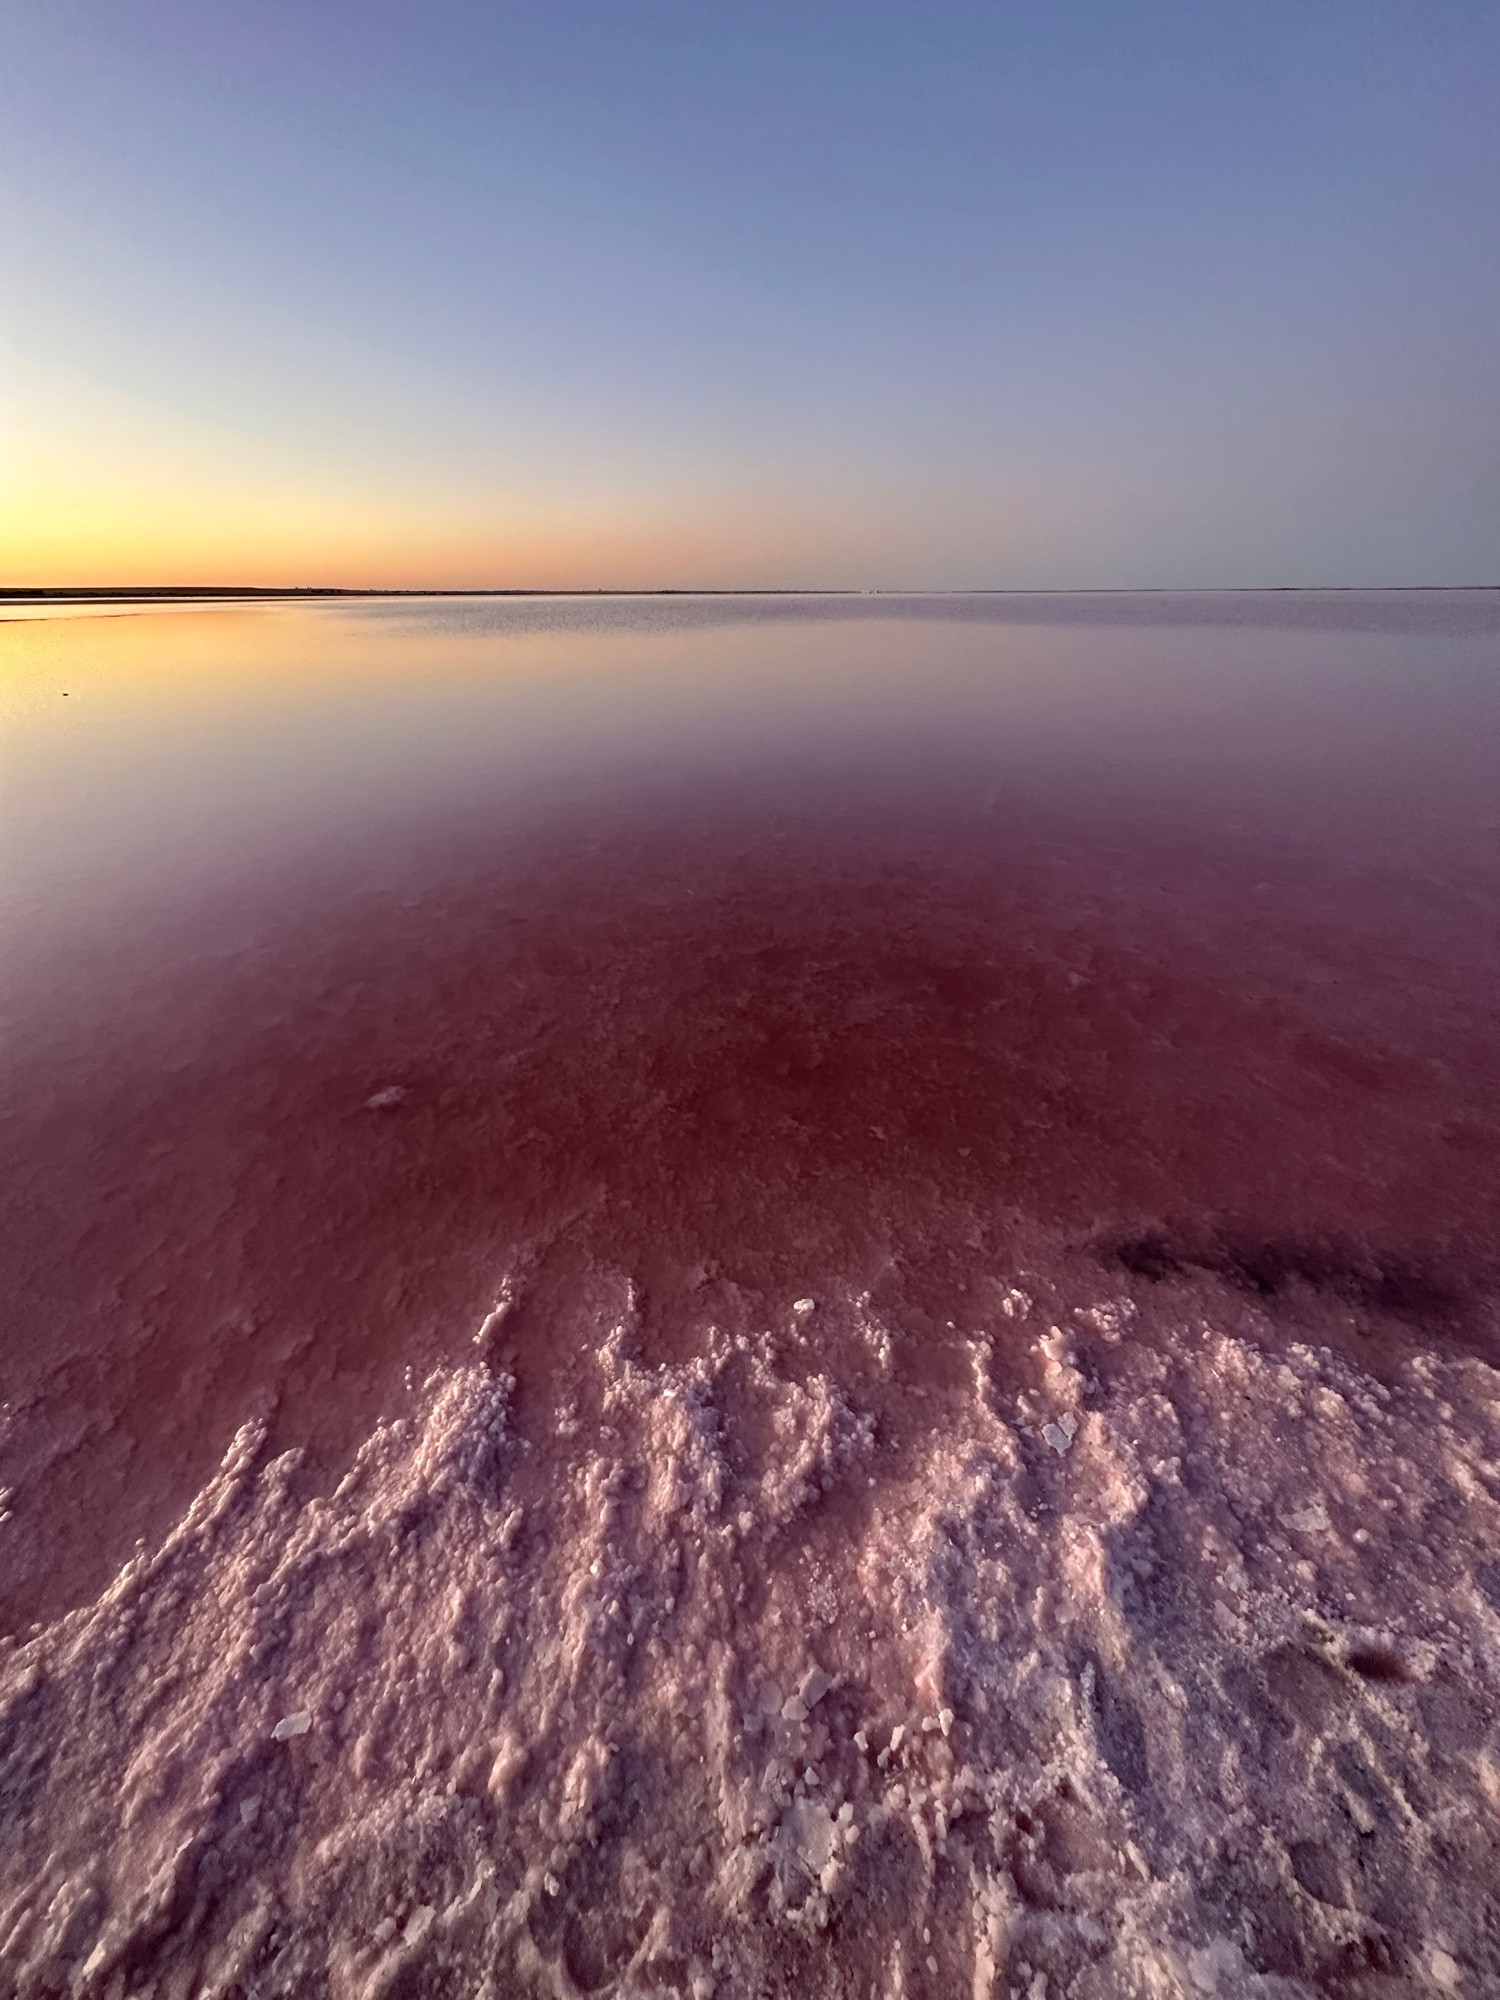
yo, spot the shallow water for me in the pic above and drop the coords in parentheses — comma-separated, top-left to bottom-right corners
(3, 592, 1500, 1995)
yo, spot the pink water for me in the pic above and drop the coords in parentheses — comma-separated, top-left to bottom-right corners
(2, 592, 1499, 1996)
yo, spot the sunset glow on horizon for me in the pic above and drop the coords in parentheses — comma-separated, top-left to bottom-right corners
(4, 2, 1498, 590)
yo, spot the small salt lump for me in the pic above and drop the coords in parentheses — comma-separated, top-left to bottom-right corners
(1042, 1411, 1078, 1455)
(1429, 1949, 1462, 1990)
(799, 1666, 834, 1710)
(272, 1710, 312, 1740)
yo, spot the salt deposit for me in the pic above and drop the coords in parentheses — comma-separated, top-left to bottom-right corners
(2, 1254, 1497, 1998)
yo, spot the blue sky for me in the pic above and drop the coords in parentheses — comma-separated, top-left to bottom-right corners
(2, 1, 1497, 585)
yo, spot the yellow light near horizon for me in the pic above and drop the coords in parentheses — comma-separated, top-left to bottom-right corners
(0, 352, 760, 589)
(1, 387, 739, 591)
(1, 451, 691, 594)
(2, 349, 1027, 590)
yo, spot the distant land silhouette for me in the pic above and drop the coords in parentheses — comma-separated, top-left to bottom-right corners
(3, 583, 1496, 604)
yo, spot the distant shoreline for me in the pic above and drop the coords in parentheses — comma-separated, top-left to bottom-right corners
(3, 583, 1497, 605)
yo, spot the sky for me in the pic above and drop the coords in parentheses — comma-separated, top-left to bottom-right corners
(1, 1, 1497, 590)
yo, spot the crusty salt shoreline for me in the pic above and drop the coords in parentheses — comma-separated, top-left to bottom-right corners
(2, 1258, 1498, 1999)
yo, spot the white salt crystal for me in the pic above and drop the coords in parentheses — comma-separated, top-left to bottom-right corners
(272, 1711, 311, 1740)
(799, 1666, 833, 1709)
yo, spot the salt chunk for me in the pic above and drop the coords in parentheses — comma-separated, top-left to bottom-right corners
(239, 1796, 259, 1826)
(781, 1696, 808, 1725)
(1281, 1500, 1330, 1534)
(889, 1724, 905, 1752)
(792, 1298, 815, 1315)
(799, 1666, 833, 1709)
(363, 1086, 408, 1110)
(784, 1798, 836, 1873)
(938, 1707, 954, 1737)
(1430, 1948, 1463, 1989)
(272, 1710, 312, 1740)
(543, 1872, 560, 1898)
(1059, 1411, 1078, 1438)
(472, 1297, 512, 1347)
(372, 1917, 396, 1946)
(1345, 1791, 1377, 1836)
(403, 1905, 435, 1946)
(1041, 1423, 1072, 1455)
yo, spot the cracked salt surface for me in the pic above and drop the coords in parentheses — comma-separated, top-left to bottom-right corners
(2, 1259, 1498, 1999)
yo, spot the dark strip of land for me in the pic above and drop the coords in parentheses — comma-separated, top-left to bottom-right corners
(3, 586, 846, 603)
(3, 585, 1495, 605)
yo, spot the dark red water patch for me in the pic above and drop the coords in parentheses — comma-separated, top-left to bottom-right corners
(4, 774, 1499, 1631)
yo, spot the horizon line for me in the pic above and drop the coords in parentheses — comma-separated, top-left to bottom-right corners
(3, 582, 1498, 604)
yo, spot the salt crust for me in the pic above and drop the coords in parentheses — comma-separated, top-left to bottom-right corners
(1, 1270, 1499, 1999)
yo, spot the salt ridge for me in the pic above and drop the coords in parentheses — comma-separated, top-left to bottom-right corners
(2, 1256, 1498, 1998)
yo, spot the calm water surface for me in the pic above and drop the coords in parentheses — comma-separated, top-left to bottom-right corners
(4, 591, 1499, 1628)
